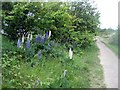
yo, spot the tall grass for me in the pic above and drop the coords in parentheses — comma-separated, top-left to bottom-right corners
(99, 29, 118, 56)
(2, 35, 105, 88)
(102, 31, 118, 56)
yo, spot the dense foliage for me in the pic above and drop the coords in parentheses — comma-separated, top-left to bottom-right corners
(2, 1, 100, 48)
(1, 1, 103, 88)
(2, 35, 105, 88)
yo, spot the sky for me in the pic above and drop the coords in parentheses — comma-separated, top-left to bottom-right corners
(94, 0, 119, 29)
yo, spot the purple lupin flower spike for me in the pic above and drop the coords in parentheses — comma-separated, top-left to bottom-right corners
(34, 35, 41, 43)
(41, 37, 44, 44)
(45, 32, 49, 40)
(38, 50, 41, 60)
(26, 39, 31, 48)
(17, 38, 21, 48)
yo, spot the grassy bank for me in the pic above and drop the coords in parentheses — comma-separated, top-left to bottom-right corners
(83, 45, 105, 88)
(100, 34, 118, 56)
(106, 44, 118, 56)
(0, 34, 2, 89)
(2, 35, 105, 88)
(99, 30, 118, 56)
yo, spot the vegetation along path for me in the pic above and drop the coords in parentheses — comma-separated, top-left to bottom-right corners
(96, 37, 118, 88)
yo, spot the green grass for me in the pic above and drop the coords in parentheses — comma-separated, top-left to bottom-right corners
(0, 34, 2, 89)
(102, 38, 118, 55)
(106, 44, 118, 55)
(81, 44, 105, 88)
(99, 30, 118, 56)
(2, 35, 105, 88)
(100, 33, 118, 56)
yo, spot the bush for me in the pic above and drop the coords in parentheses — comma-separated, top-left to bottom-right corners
(2, 2, 99, 49)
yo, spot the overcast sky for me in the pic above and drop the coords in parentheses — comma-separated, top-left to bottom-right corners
(94, 0, 119, 29)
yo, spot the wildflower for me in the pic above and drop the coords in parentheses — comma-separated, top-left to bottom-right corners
(30, 33, 32, 41)
(48, 30, 51, 38)
(22, 35, 24, 43)
(25, 32, 28, 37)
(27, 34, 30, 39)
(26, 39, 31, 48)
(17, 38, 21, 48)
(69, 48, 73, 59)
(43, 34, 45, 38)
(38, 50, 41, 60)
(45, 32, 49, 40)
(63, 70, 67, 77)
(18, 33, 20, 35)
(41, 36, 44, 44)
(36, 78, 40, 86)
(23, 32, 26, 36)
(34, 35, 41, 42)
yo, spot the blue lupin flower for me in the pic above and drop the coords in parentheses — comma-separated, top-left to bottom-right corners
(38, 50, 41, 60)
(41, 37, 44, 44)
(45, 32, 49, 40)
(17, 38, 21, 48)
(26, 39, 31, 48)
(34, 35, 41, 42)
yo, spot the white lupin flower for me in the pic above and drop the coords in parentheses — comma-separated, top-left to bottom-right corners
(27, 34, 30, 39)
(69, 48, 73, 59)
(30, 33, 32, 41)
(22, 35, 24, 43)
(48, 30, 51, 38)
(64, 70, 67, 77)
(17, 38, 21, 48)
(36, 78, 40, 86)
(43, 34, 45, 38)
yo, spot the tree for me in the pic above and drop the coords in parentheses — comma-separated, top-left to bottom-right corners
(2, 1, 100, 48)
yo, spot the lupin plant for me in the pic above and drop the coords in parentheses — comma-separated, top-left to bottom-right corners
(38, 50, 41, 60)
(48, 30, 51, 38)
(45, 31, 49, 40)
(63, 70, 67, 77)
(17, 38, 22, 48)
(27, 34, 30, 40)
(69, 48, 73, 59)
(34, 35, 41, 43)
(22, 34, 24, 43)
(30, 33, 33, 41)
(26, 38, 31, 49)
(16, 31, 54, 63)
(41, 36, 44, 44)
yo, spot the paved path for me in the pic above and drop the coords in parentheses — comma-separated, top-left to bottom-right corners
(96, 37, 118, 88)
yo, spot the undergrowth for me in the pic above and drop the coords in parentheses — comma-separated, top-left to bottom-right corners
(2, 35, 105, 88)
